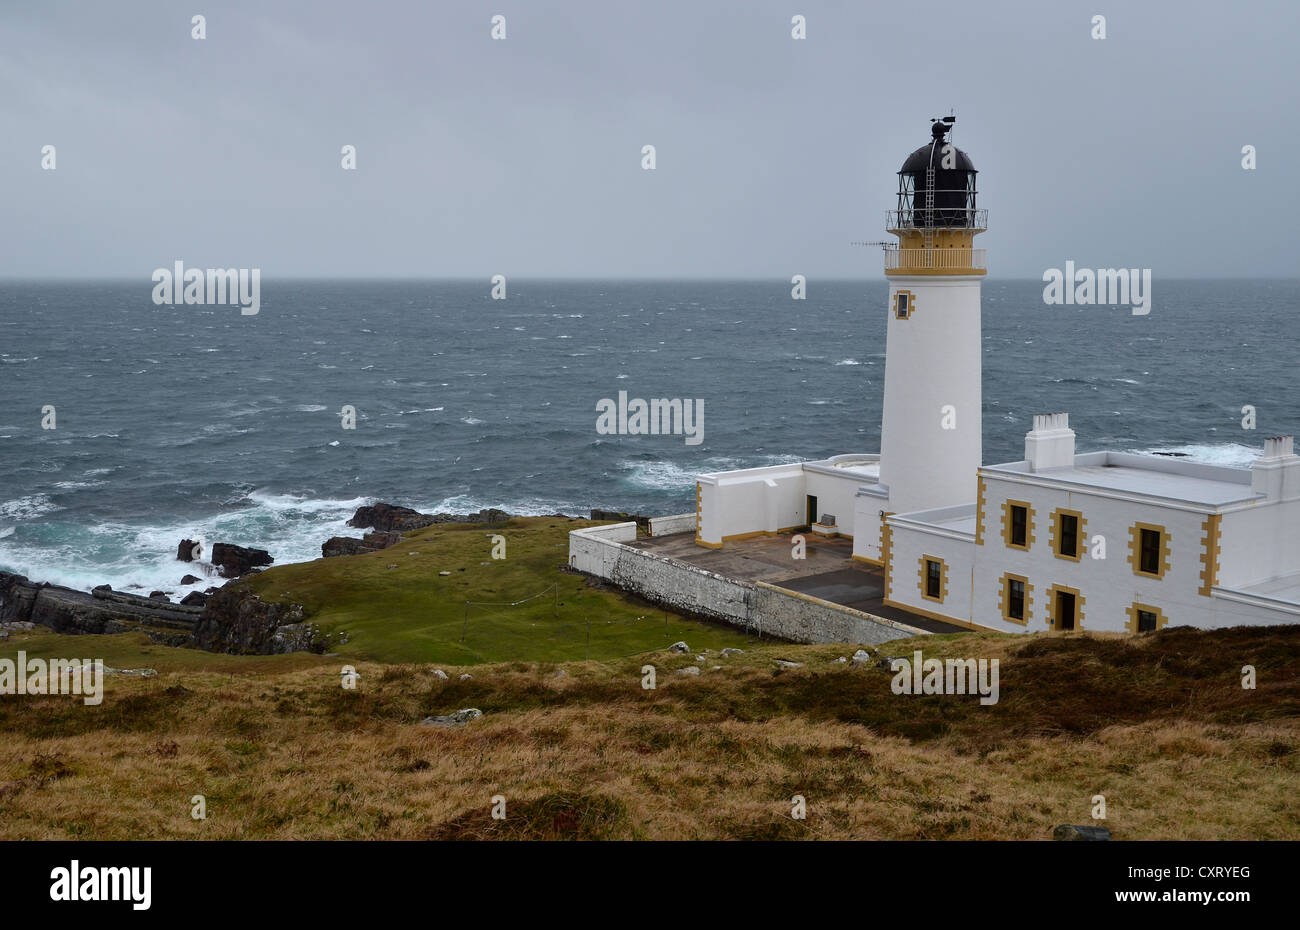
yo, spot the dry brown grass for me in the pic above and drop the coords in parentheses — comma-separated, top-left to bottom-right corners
(1, 625, 1296, 840)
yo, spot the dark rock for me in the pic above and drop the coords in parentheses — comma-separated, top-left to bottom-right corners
(322, 530, 404, 559)
(180, 574, 201, 585)
(0, 570, 201, 641)
(1053, 824, 1112, 841)
(419, 708, 482, 727)
(210, 543, 274, 578)
(180, 591, 209, 607)
(193, 585, 318, 655)
(591, 509, 652, 530)
(92, 584, 112, 596)
(149, 591, 170, 601)
(322, 536, 369, 558)
(348, 501, 512, 532)
(177, 538, 199, 562)
(348, 502, 438, 532)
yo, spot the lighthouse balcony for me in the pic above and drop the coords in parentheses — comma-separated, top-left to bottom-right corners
(884, 247, 987, 275)
(886, 208, 988, 232)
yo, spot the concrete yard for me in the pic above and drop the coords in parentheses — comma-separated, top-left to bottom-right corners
(629, 532, 964, 634)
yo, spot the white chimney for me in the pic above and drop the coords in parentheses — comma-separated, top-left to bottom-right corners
(1025, 412, 1075, 472)
(1251, 436, 1300, 501)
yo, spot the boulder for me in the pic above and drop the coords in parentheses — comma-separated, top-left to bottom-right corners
(668, 641, 690, 653)
(322, 530, 404, 558)
(431, 669, 449, 680)
(852, 649, 872, 665)
(210, 543, 274, 578)
(774, 659, 804, 669)
(676, 666, 701, 676)
(180, 591, 209, 607)
(720, 648, 744, 657)
(420, 708, 482, 727)
(180, 574, 202, 586)
(149, 591, 170, 601)
(177, 539, 198, 562)
(322, 536, 369, 558)
(1053, 825, 1112, 841)
(348, 502, 437, 532)
(364, 531, 403, 549)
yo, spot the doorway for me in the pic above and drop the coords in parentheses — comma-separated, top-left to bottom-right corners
(1056, 590, 1076, 631)
(806, 495, 818, 527)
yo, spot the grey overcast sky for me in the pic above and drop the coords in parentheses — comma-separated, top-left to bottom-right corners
(1, 0, 1294, 279)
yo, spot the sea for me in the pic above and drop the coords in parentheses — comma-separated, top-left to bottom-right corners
(1, 279, 1296, 596)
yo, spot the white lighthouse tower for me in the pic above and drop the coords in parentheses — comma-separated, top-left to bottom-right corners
(877, 117, 987, 516)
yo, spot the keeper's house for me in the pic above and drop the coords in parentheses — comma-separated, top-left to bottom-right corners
(884, 420, 1300, 633)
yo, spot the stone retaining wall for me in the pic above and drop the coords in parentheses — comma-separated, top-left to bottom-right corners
(569, 524, 922, 645)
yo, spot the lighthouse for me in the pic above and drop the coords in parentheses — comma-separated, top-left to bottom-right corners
(877, 117, 987, 516)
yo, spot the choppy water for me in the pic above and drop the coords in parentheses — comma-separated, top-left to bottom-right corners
(1, 279, 1296, 593)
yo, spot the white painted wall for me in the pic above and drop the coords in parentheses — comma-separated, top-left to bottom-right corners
(879, 275, 983, 515)
(852, 494, 888, 562)
(1218, 498, 1300, 588)
(648, 513, 698, 537)
(885, 519, 976, 623)
(886, 474, 1298, 633)
(696, 465, 804, 545)
(804, 469, 864, 534)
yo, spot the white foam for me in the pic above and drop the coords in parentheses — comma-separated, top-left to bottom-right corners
(0, 495, 59, 520)
(1137, 443, 1261, 468)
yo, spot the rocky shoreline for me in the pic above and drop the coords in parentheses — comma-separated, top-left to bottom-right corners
(0, 502, 621, 656)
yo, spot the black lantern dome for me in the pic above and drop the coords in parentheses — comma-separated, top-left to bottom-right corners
(893, 117, 981, 229)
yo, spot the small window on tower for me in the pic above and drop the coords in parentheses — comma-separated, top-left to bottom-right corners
(896, 293, 909, 318)
(1137, 609, 1158, 633)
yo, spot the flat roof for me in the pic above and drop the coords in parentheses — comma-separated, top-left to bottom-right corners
(1227, 571, 1300, 607)
(891, 503, 979, 536)
(984, 451, 1259, 507)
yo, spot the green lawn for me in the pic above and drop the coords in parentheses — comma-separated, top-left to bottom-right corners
(239, 517, 755, 664)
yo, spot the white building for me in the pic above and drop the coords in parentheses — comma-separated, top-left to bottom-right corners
(694, 118, 1300, 633)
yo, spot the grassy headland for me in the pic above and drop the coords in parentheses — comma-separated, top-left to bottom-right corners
(0, 624, 1296, 840)
(238, 517, 752, 664)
